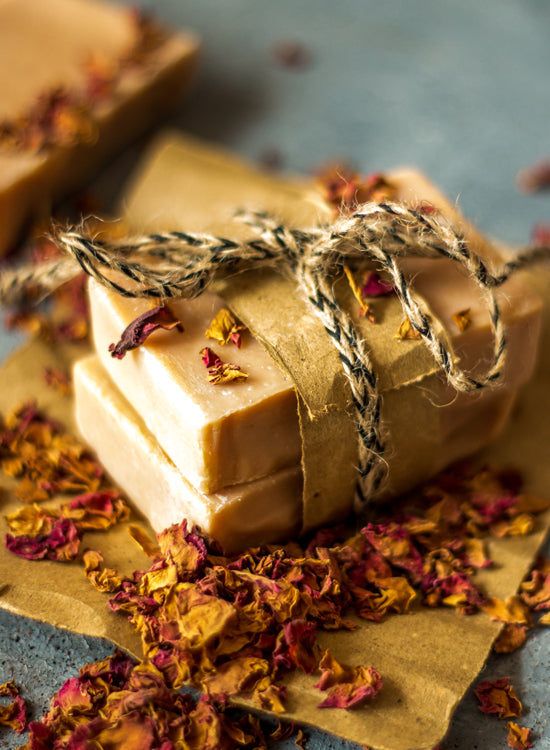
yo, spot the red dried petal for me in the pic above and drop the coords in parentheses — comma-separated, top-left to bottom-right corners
(531, 222, 550, 246)
(361, 270, 394, 297)
(0, 695, 27, 733)
(314, 650, 382, 709)
(5, 517, 81, 561)
(109, 305, 183, 359)
(517, 159, 550, 193)
(475, 677, 522, 718)
(199, 347, 248, 384)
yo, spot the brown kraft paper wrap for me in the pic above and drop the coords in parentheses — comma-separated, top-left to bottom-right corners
(121, 132, 465, 533)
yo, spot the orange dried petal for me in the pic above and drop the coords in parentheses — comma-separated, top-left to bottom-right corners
(395, 316, 422, 340)
(482, 595, 532, 626)
(493, 624, 528, 654)
(506, 722, 534, 749)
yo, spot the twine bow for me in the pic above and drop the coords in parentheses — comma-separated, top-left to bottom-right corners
(2, 202, 549, 508)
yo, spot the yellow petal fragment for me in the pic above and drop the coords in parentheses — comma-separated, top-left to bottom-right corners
(343, 266, 375, 322)
(452, 308, 471, 332)
(205, 308, 246, 346)
(395, 316, 422, 340)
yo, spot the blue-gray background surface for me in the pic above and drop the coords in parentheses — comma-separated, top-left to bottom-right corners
(2, 2, 550, 748)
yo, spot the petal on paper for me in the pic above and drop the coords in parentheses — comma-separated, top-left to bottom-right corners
(5, 517, 81, 561)
(361, 270, 394, 297)
(314, 650, 382, 709)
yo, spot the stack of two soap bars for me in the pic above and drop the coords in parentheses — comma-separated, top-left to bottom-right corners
(74, 134, 542, 553)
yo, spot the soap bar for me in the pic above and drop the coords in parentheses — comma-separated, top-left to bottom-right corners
(81, 133, 542, 540)
(0, 0, 199, 254)
(74, 355, 302, 553)
(89, 282, 301, 492)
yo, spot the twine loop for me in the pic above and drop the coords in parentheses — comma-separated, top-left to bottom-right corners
(1, 201, 548, 509)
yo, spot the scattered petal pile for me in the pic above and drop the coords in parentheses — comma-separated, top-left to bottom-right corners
(20, 651, 278, 750)
(1, 402, 130, 560)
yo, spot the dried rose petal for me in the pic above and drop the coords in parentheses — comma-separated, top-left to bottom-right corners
(452, 308, 471, 333)
(493, 625, 528, 654)
(475, 677, 522, 718)
(205, 308, 246, 348)
(395, 316, 422, 340)
(0, 695, 27, 734)
(200, 347, 248, 384)
(361, 270, 394, 298)
(531, 222, 550, 246)
(273, 40, 312, 69)
(344, 266, 375, 322)
(314, 650, 382, 709)
(43, 367, 72, 395)
(482, 596, 532, 626)
(5, 517, 81, 561)
(506, 722, 534, 750)
(317, 164, 395, 214)
(517, 159, 550, 193)
(0, 680, 19, 698)
(109, 305, 183, 359)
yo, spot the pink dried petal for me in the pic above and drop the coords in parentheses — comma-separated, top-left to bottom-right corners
(109, 305, 183, 359)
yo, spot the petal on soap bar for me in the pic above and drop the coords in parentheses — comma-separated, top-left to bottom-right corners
(199, 347, 249, 384)
(205, 308, 246, 347)
(109, 305, 183, 359)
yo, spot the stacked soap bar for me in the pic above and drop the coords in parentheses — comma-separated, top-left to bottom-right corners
(0, 0, 199, 254)
(87, 286, 301, 493)
(75, 286, 304, 552)
(74, 134, 542, 552)
(74, 356, 303, 552)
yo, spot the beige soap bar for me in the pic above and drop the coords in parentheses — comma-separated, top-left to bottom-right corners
(89, 282, 301, 492)
(0, 0, 199, 255)
(74, 355, 302, 553)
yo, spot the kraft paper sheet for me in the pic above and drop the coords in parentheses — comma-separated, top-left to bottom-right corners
(1, 134, 549, 749)
(0, 321, 549, 749)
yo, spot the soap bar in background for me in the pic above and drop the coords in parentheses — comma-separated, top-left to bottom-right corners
(0, 0, 199, 255)
(77, 133, 542, 545)
(74, 355, 302, 553)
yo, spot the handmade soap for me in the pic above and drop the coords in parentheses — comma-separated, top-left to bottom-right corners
(0, 0, 199, 254)
(81, 133, 542, 540)
(74, 355, 302, 553)
(89, 282, 300, 492)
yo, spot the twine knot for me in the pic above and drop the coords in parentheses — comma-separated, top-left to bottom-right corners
(1, 201, 548, 509)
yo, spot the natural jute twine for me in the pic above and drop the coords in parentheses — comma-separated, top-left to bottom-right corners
(2, 202, 549, 509)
